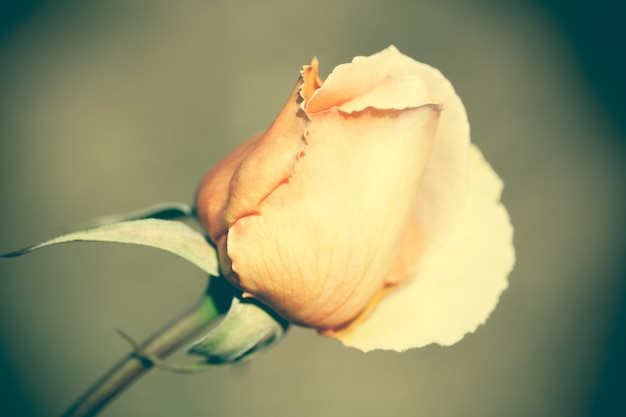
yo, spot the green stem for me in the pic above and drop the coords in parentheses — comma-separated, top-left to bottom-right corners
(60, 278, 233, 417)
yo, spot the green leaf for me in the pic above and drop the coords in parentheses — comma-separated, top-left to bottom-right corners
(1, 219, 218, 276)
(72, 201, 194, 230)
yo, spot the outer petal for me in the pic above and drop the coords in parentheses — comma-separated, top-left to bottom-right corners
(195, 133, 260, 241)
(226, 104, 442, 328)
(327, 145, 515, 351)
(196, 79, 309, 243)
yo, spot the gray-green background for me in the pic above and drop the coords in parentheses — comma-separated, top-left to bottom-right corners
(1, 1, 625, 416)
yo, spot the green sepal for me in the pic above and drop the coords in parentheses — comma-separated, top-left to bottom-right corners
(188, 295, 289, 364)
(116, 280, 289, 373)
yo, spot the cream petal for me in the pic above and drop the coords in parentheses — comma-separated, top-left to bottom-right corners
(226, 105, 442, 328)
(411, 64, 471, 261)
(328, 145, 515, 352)
(306, 46, 431, 114)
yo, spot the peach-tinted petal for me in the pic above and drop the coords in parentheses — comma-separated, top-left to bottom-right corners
(300, 57, 323, 102)
(226, 104, 442, 328)
(327, 145, 515, 351)
(195, 133, 260, 240)
(222, 80, 309, 230)
(196, 79, 309, 241)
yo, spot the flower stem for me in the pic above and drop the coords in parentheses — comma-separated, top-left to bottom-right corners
(60, 278, 233, 417)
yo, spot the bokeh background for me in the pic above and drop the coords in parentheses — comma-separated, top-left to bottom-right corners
(1, 1, 625, 416)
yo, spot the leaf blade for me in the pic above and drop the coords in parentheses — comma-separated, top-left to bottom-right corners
(1, 219, 218, 276)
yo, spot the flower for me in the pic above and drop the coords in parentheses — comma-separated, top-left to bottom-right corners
(195, 46, 514, 351)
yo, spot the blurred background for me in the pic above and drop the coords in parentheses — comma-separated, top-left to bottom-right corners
(1, 0, 624, 416)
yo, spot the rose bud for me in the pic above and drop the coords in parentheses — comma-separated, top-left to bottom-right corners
(195, 46, 514, 351)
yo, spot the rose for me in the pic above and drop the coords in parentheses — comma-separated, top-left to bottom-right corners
(195, 46, 514, 351)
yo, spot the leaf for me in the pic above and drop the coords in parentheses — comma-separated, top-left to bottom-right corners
(1, 219, 219, 276)
(71, 201, 194, 230)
